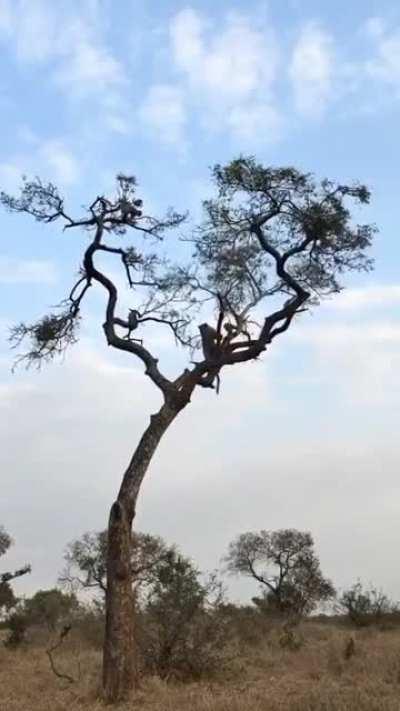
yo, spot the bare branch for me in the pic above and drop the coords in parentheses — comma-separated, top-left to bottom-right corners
(46, 625, 80, 685)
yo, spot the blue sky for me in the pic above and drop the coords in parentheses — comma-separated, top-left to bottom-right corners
(1, 0, 400, 602)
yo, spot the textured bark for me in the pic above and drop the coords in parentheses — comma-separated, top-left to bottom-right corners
(103, 501, 136, 702)
(102, 398, 186, 702)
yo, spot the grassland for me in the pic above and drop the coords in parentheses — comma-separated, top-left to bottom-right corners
(2, 623, 400, 710)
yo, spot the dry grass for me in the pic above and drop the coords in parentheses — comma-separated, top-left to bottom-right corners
(2, 623, 400, 710)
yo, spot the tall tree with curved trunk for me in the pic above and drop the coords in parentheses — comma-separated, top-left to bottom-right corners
(1, 158, 375, 701)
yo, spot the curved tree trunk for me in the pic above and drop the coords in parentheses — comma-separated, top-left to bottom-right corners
(102, 399, 185, 703)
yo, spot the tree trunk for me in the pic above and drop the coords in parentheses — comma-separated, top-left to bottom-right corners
(102, 399, 185, 703)
(103, 501, 136, 702)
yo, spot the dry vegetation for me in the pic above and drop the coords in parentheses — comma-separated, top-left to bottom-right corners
(2, 622, 400, 710)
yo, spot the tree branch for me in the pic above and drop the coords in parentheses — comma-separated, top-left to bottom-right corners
(83, 231, 173, 395)
(0, 564, 31, 584)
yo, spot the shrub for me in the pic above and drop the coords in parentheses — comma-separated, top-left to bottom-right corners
(338, 582, 397, 627)
(24, 588, 80, 631)
(4, 608, 29, 648)
(137, 551, 230, 681)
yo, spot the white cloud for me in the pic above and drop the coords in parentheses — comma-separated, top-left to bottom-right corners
(0, 162, 22, 192)
(292, 316, 400, 406)
(0, 256, 58, 284)
(170, 8, 204, 78)
(39, 140, 80, 186)
(170, 9, 277, 100)
(365, 18, 400, 92)
(0, 139, 81, 189)
(290, 22, 334, 116)
(12, 0, 61, 64)
(158, 7, 281, 145)
(227, 102, 282, 143)
(0, 381, 37, 407)
(139, 84, 187, 147)
(328, 285, 400, 311)
(0, 0, 127, 127)
(55, 34, 126, 96)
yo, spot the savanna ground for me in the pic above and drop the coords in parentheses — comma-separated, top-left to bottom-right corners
(2, 622, 400, 711)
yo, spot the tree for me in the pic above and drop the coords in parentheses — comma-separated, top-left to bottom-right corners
(0, 525, 30, 616)
(24, 588, 79, 631)
(225, 529, 335, 617)
(59, 529, 170, 602)
(1, 158, 375, 700)
(338, 581, 397, 627)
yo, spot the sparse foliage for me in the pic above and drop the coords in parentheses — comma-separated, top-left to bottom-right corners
(225, 529, 335, 617)
(59, 530, 170, 600)
(2, 161, 375, 386)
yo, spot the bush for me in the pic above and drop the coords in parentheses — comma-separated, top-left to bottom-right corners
(4, 608, 29, 648)
(338, 581, 397, 627)
(137, 551, 231, 681)
(24, 588, 80, 631)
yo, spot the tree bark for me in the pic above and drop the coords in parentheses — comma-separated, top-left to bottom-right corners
(103, 501, 136, 702)
(102, 398, 186, 703)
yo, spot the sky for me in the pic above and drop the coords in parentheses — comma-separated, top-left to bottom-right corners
(0, 0, 400, 605)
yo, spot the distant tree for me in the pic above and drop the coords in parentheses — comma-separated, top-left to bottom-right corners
(4, 607, 29, 648)
(0, 526, 12, 556)
(24, 588, 80, 631)
(338, 581, 397, 627)
(0, 525, 30, 616)
(0, 581, 16, 615)
(1, 158, 375, 700)
(59, 530, 170, 602)
(225, 529, 335, 617)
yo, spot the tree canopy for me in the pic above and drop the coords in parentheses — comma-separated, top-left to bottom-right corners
(1, 158, 375, 398)
(59, 529, 172, 599)
(225, 528, 335, 616)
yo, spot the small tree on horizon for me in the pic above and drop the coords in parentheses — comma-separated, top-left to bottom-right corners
(1, 157, 375, 701)
(338, 581, 397, 627)
(225, 529, 335, 617)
